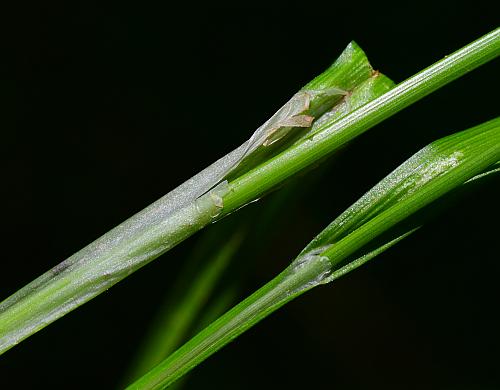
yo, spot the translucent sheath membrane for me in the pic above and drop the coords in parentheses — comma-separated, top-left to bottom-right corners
(0, 182, 229, 353)
(0, 42, 375, 354)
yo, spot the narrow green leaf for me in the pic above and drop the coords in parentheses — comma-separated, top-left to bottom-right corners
(127, 118, 499, 389)
(123, 231, 243, 383)
(320, 117, 500, 267)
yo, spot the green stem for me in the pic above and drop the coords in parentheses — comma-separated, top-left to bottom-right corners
(0, 29, 498, 355)
(126, 229, 416, 390)
(0, 42, 377, 354)
(221, 28, 500, 211)
(128, 118, 500, 390)
(126, 252, 331, 390)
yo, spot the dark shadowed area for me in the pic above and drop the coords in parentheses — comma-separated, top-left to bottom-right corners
(1, 2, 499, 389)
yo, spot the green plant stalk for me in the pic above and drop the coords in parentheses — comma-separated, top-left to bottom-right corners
(126, 231, 415, 390)
(221, 28, 500, 212)
(128, 118, 500, 389)
(1, 29, 498, 355)
(125, 250, 333, 390)
(161, 282, 241, 390)
(0, 42, 377, 354)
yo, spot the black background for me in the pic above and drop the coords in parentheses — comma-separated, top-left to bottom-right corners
(1, 2, 499, 389)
